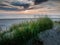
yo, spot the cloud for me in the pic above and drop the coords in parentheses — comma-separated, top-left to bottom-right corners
(0, 0, 4, 3)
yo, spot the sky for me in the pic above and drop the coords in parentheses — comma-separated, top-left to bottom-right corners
(0, 0, 34, 4)
(0, 0, 60, 1)
(0, 0, 60, 3)
(0, 0, 60, 14)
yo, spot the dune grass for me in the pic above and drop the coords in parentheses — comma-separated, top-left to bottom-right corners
(0, 17, 53, 45)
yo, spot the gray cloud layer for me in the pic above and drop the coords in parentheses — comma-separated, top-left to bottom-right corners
(0, 0, 60, 4)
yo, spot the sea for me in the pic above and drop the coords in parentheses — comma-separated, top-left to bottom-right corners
(0, 13, 60, 31)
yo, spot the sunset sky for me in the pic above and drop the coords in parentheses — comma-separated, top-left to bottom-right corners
(0, 0, 60, 14)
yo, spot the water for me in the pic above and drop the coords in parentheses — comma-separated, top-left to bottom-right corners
(0, 18, 33, 31)
(0, 18, 60, 31)
(0, 14, 60, 31)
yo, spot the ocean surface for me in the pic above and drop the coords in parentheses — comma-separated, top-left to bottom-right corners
(0, 13, 60, 31)
(0, 18, 34, 31)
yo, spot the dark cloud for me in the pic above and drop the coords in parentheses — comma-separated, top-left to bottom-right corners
(49, 0, 60, 1)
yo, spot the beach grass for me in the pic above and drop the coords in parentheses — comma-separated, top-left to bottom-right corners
(0, 17, 53, 45)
